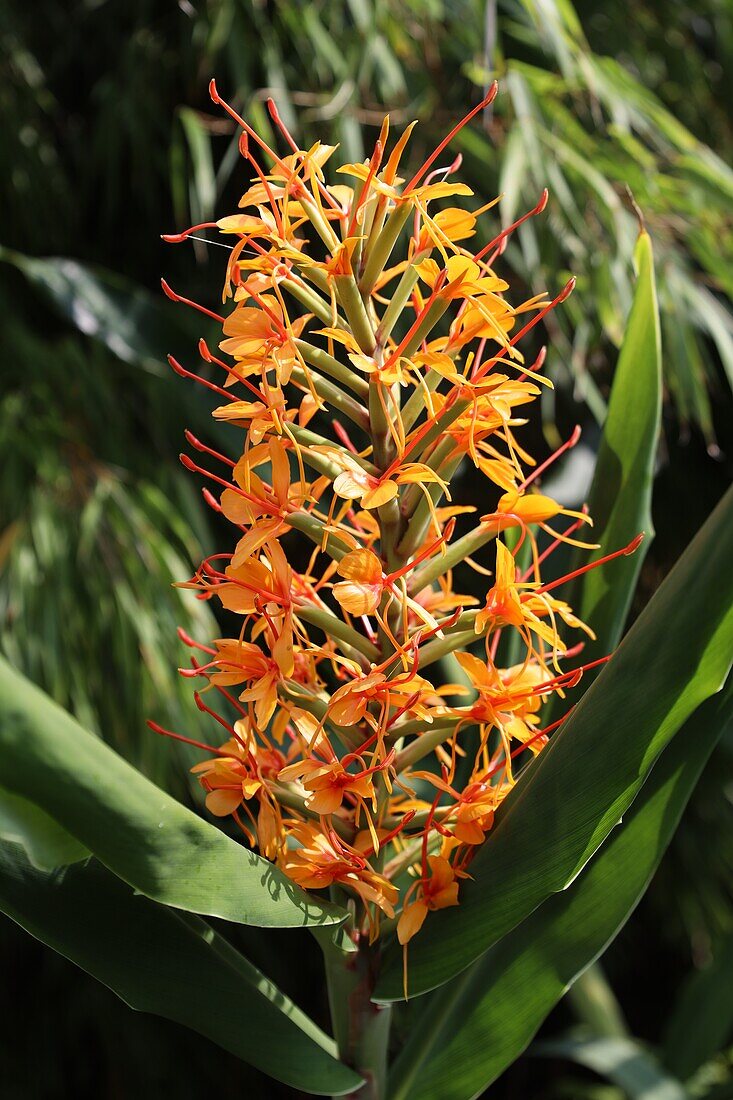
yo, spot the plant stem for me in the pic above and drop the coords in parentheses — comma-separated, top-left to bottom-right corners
(323, 936, 393, 1099)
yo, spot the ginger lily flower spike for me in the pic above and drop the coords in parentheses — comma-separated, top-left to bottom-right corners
(156, 76, 642, 1071)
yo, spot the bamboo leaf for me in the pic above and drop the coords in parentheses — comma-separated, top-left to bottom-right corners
(533, 1036, 687, 1100)
(0, 842, 361, 1096)
(387, 678, 733, 1100)
(376, 487, 733, 1001)
(0, 657, 345, 928)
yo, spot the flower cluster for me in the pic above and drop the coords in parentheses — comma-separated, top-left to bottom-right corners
(155, 81, 640, 970)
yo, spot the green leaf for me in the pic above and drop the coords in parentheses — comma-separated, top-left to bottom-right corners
(0, 787, 88, 871)
(386, 678, 733, 1100)
(662, 930, 733, 1080)
(0, 843, 361, 1096)
(377, 487, 733, 1001)
(0, 657, 345, 928)
(573, 229, 662, 659)
(533, 1037, 686, 1100)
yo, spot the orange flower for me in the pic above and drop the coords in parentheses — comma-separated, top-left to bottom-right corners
(158, 82, 641, 957)
(191, 738, 262, 817)
(397, 855, 461, 945)
(277, 756, 378, 816)
(280, 822, 398, 918)
(332, 548, 384, 615)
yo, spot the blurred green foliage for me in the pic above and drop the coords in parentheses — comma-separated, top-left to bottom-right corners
(0, 0, 731, 1096)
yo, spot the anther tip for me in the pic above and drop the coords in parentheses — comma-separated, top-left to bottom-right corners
(209, 78, 220, 104)
(558, 277, 576, 302)
(626, 532, 645, 554)
(484, 80, 499, 106)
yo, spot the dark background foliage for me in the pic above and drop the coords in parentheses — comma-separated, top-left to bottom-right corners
(1, 1, 731, 1096)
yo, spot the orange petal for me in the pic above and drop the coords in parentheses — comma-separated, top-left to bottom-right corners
(397, 899, 428, 944)
(205, 789, 242, 816)
(361, 479, 399, 510)
(333, 581, 382, 615)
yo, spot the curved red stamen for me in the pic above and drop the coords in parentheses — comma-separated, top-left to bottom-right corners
(184, 429, 235, 468)
(161, 279, 225, 323)
(162, 222, 218, 244)
(147, 719, 230, 757)
(168, 355, 236, 401)
(533, 533, 644, 596)
(404, 83, 499, 194)
(473, 278, 575, 383)
(474, 189, 549, 263)
(518, 425, 581, 492)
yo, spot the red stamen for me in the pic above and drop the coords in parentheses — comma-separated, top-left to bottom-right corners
(473, 279, 575, 383)
(404, 82, 499, 194)
(184, 429, 235, 468)
(413, 154, 464, 242)
(162, 221, 219, 243)
(518, 425, 581, 491)
(194, 691, 237, 735)
(420, 789, 444, 885)
(209, 80, 296, 186)
(146, 719, 231, 757)
(348, 140, 383, 238)
(198, 340, 266, 402)
(388, 518, 456, 583)
(248, 286, 288, 338)
(266, 97, 343, 216)
(533, 533, 644, 596)
(519, 508, 588, 582)
(202, 488, 223, 514)
(509, 710, 572, 759)
(360, 811, 416, 859)
(474, 189, 549, 263)
(180, 453, 282, 516)
(331, 419, 359, 454)
(380, 269, 448, 371)
(168, 355, 236, 401)
(237, 131, 286, 238)
(383, 388, 461, 479)
(177, 627, 217, 655)
(190, 656, 249, 718)
(160, 279, 225, 323)
(386, 691, 422, 729)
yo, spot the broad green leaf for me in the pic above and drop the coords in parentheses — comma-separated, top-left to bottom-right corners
(662, 930, 733, 1080)
(377, 487, 733, 1001)
(0, 657, 345, 927)
(387, 679, 733, 1100)
(533, 1037, 686, 1100)
(572, 229, 661, 659)
(0, 787, 88, 871)
(0, 843, 361, 1096)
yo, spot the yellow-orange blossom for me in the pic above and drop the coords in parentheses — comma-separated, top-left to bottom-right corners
(154, 80, 641, 965)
